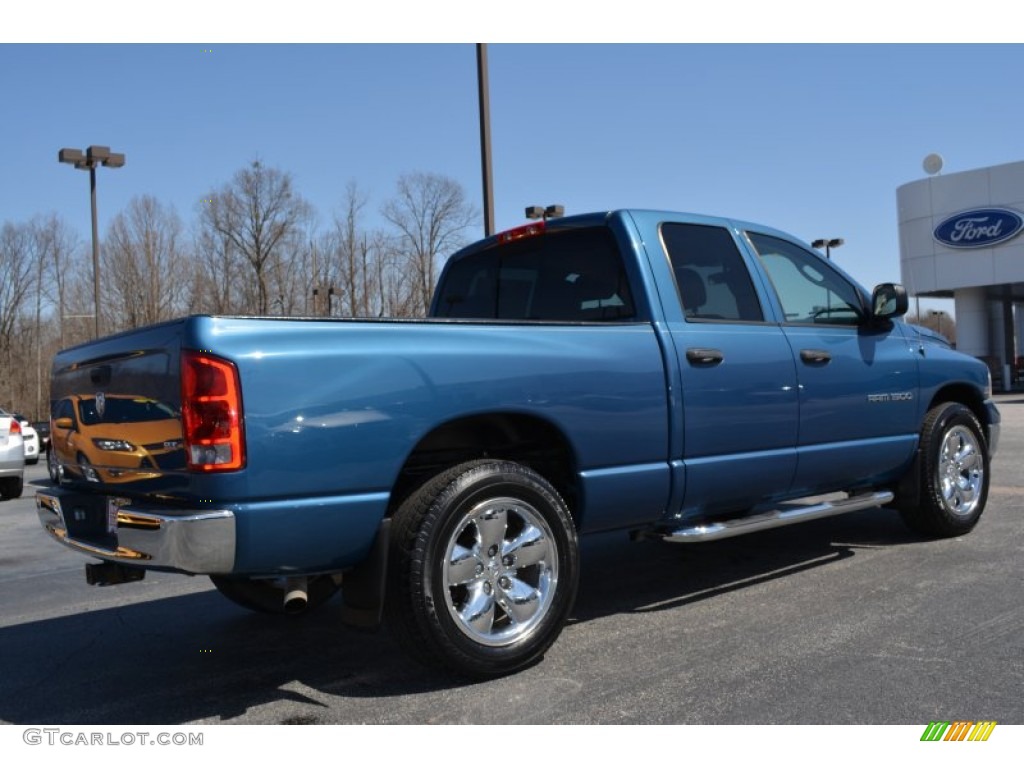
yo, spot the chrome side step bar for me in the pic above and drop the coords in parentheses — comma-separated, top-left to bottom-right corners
(661, 490, 894, 543)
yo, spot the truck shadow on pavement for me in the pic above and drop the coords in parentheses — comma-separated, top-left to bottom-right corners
(573, 508, 919, 622)
(0, 508, 920, 724)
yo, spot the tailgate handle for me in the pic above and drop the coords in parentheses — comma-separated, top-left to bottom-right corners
(800, 349, 832, 364)
(686, 347, 724, 366)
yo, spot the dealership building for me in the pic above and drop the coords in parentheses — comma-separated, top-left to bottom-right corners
(897, 158, 1024, 390)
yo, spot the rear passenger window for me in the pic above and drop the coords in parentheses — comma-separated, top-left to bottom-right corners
(437, 227, 636, 321)
(661, 223, 764, 322)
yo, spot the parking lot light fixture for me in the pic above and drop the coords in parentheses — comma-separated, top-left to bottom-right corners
(525, 204, 566, 222)
(811, 237, 844, 260)
(58, 145, 126, 338)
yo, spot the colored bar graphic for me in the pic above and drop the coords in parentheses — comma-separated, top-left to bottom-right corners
(920, 720, 996, 742)
(968, 722, 997, 742)
(944, 721, 973, 741)
(921, 722, 950, 741)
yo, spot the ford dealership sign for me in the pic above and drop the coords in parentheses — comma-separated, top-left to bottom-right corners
(934, 208, 1024, 249)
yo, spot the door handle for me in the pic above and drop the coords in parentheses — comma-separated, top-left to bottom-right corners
(686, 347, 724, 366)
(800, 349, 831, 364)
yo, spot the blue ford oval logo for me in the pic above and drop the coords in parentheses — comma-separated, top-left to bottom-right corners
(934, 208, 1024, 249)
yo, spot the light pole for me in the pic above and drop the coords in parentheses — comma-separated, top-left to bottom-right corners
(58, 146, 125, 338)
(929, 309, 947, 338)
(811, 237, 844, 260)
(477, 44, 495, 237)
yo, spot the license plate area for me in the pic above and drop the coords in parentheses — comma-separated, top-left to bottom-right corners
(60, 495, 110, 542)
(58, 495, 132, 546)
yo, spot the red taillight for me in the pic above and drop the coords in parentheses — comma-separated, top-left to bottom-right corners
(181, 351, 245, 471)
(9, 419, 21, 435)
(497, 220, 546, 244)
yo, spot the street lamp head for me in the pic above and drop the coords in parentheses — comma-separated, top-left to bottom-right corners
(86, 145, 111, 163)
(59, 145, 125, 171)
(526, 204, 565, 221)
(58, 148, 84, 165)
(56, 142, 126, 340)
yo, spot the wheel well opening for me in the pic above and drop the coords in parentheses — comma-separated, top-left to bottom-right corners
(389, 413, 579, 525)
(928, 384, 988, 438)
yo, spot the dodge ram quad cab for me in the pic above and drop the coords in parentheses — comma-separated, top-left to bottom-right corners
(37, 209, 1000, 677)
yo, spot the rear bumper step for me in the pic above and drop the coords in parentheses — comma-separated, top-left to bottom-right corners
(661, 490, 894, 543)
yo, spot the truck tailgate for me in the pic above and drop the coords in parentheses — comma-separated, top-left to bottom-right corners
(49, 319, 188, 496)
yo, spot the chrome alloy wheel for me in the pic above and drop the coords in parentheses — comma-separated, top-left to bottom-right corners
(442, 497, 558, 647)
(938, 424, 984, 517)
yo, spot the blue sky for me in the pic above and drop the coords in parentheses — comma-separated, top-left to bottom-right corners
(3, 40, 1023, 312)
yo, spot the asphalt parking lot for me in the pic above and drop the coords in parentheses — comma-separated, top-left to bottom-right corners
(0, 397, 1021, 725)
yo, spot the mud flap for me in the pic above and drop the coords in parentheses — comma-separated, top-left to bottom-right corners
(893, 447, 922, 512)
(341, 518, 390, 630)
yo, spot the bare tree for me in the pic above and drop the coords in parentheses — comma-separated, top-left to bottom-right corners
(32, 213, 84, 350)
(322, 181, 397, 318)
(906, 312, 958, 346)
(361, 230, 390, 317)
(29, 220, 48, 418)
(198, 160, 312, 314)
(102, 195, 189, 331)
(332, 181, 370, 317)
(26, 214, 79, 416)
(190, 224, 243, 315)
(0, 222, 35, 407)
(382, 172, 477, 316)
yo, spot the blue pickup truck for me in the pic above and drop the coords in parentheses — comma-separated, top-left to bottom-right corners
(37, 209, 999, 676)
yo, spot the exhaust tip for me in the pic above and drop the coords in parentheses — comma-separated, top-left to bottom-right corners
(283, 578, 308, 614)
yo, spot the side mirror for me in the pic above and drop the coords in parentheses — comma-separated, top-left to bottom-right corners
(54, 417, 74, 430)
(871, 283, 908, 320)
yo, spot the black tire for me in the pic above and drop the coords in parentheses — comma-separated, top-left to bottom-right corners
(0, 476, 23, 500)
(384, 460, 579, 678)
(27, 457, 39, 466)
(47, 448, 60, 484)
(900, 402, 989, 538)
(210, 574, 341, 615)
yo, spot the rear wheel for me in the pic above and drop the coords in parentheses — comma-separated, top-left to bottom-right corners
(900, 402, 989, 537)
(385, 460, 579, 677)
(210, 574, 342, 615)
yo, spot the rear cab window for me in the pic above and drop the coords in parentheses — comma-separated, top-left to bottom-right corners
(436, 227, 636, 322)
(660, 223, 764, 322)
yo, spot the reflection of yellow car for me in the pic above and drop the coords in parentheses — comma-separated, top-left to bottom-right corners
(51, 395, 183, 484)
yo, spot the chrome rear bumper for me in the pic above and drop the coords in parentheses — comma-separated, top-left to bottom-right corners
(36, 490, 235, 574)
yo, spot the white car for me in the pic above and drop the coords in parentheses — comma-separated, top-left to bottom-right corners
(13, 413, 39, 465)
(0, 409, 25, 499)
